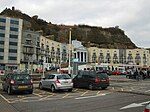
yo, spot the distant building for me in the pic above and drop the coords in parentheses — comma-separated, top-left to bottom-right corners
(88, 47, 150, 68)
(0, 16, 23, 71)
(72, 40, 88, 63)
(20, 30, 40, 71)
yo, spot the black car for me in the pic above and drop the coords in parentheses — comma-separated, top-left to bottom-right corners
(73, 70, 109, 90)
(1, 73, 33, 95)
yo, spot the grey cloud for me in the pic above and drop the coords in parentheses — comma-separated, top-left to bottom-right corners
(0, 0, 150, 48)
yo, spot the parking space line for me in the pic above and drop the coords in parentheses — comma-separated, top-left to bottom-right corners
(112, 87, 115, 90)
(62, 94, 70, 98)
(130, 87, 135, 90)
(96, 91, 101, 95)
(10, 96, 38, 103)
(81, 90, 89, 96)
(75, 93, 106, 100)
(0, 94, 11, 103)
(33, 93, 43, 97)
(74, 89, 78, 91)
(39, 94, 55, 100)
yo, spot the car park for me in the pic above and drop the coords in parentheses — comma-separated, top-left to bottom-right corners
(144, 103, 150, 112)
(73, 70, 109, 90)
(1, 73, 33, 95)
(39, 74, 73, 92)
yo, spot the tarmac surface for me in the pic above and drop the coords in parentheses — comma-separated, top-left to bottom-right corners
(0, 74, 150, 112)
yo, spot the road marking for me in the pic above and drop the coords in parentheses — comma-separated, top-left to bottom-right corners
(145, 90, 150, 93)
(33, 93, 43, 97)
(130, 87, 135, 90)
(74, 89, 78, 91)
(120, 101, 150, 110)
(62, 94, 70, 98)
(17, 96, 25, 98)
(112, 87, 115, 90)
(39, 94, 55, 100)
(10, 96, 38, 103)
(81, 90, 89, 96)
(75, 94, 106, 100)
(96, 91, 101, 95)
(0, 94, 11, 103)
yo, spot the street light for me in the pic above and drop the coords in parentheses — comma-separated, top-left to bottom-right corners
(68, 28, 72, 77)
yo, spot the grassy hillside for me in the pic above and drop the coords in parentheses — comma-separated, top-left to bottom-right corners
(0, 7, 137, 49)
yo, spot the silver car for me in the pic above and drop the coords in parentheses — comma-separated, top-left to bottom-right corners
(39, 74, 73, 92)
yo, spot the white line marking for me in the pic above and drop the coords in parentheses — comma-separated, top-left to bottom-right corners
(62, 94, 69, 98)
(145, 90, 150, 93)
(75, 94, 106, 100)
(96, 91, 101, 95)
(81, 90, 89, 96)
(0, 94, 11, 103)
(120, 101, 150, 110)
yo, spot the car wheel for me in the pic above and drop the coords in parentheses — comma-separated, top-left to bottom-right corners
(28, 90, 33, 94)
(88, 83, 94, 90)
(51, 85, 56, 93)
(7, 86, 13, 95)
(68, 88, 73, 92)
(39, 83, 43, 90)
(101, 87, 107, 90)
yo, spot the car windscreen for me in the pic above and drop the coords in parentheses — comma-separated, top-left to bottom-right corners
(57, 75, 71, 79)
(12, 74, 31, 80)
(96, 73, 108, 79)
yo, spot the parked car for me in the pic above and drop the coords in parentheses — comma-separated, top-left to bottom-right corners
(1, 73, 33, 95)
(39, 74, 73, 92)
(73, 70, 109, 90)
(111, 70, 126, 75)
(144, 103, 150, 112)
(36, 69, 45, 73)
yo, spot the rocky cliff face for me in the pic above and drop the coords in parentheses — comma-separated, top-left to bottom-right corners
(0, 7, 137, 49)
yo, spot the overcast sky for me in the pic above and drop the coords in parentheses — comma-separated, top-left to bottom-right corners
(1, 0, 150, 48)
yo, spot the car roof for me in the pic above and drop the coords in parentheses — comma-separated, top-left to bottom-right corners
(49, 74, 69, 76)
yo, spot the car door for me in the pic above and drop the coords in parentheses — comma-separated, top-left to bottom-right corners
(42, 75, 49, 88)
(81, 74, 89, 88)
(45, 75, 55, 89)
(73, 74, 83, 87)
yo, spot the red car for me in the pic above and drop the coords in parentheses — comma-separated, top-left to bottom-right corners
(36, 69, 45, 73)
(111, 70, 124, 75)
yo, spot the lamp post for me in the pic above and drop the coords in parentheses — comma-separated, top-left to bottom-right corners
(68, 28, 72, 77)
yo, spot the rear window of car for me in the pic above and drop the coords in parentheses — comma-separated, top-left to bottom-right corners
(12, 74, 31, 80)
(96, 73, 108, 79)
(57, 75, 71, 79)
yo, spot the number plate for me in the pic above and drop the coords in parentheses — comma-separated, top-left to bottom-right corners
(101, 80, 106, 82)
(63, 81, 68, 84)
(18, 86, 28, 89)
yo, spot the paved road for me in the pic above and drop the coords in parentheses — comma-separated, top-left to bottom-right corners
(8, 92, 150, 112)
(0, 75, 150, 112)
